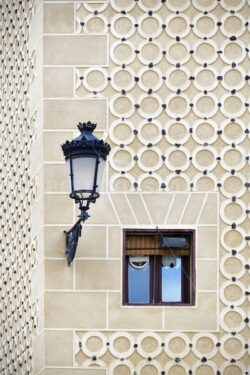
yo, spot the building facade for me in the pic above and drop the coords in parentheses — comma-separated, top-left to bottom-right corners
(1, 0, 250, 374)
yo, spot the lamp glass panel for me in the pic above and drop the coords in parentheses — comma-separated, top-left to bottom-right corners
(66, 159, 72, 192)
(96, 158, 105, 192)
(71, 156, 97, 192)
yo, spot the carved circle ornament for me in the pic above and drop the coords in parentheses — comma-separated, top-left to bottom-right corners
(136, 332, 162, 358)
(109, 332, 135, 358)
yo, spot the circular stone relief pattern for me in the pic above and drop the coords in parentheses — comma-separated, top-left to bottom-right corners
(76, 1, 250, 194)
(75, 331, 249, 373)
(75, 0, 250, 373)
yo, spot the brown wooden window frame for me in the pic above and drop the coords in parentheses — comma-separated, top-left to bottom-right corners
(123, 229, 196, 306)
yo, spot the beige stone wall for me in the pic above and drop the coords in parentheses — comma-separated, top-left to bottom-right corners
(39, 1, 250, 373)
(45, 192, 219, 332)
(41, 0, 250, 374)
(2, 0, 250, 374)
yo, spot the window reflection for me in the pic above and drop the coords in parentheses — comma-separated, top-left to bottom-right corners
(162, 256, 182, 302)
(128, 256, 150, 303)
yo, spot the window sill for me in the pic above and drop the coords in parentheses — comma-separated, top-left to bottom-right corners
(122, 302, 196, 307)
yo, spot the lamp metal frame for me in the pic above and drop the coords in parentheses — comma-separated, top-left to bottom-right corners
(61, 121, 111, 265)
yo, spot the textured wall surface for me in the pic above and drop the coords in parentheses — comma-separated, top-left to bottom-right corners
(1, 0, 250, 374)
(0, 1, 39, 374)
(42, 1, 250, 374)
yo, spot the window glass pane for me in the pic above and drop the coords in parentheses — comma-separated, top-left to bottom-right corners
(160, 236, 189, 249)
(162, 257, 182, 302)
(128, 257, 150, 303)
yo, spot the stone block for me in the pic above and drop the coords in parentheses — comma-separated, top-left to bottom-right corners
(45, 292, 106, 328)
(44, 35, 108, 66)
(44, 68, 74, 97)
(45, 260, 73, 290)
(44, 99, 107, 130)
(76, 260, 120, 290)
(44, 194, 73, 225)
(45, 330, 73, 366)
(108, 292, 162, 330)
(44, 3, 74, 33)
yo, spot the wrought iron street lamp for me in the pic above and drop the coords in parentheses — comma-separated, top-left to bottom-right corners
(61, 121, 111, 265)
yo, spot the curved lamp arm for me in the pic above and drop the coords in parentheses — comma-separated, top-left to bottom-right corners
(64, 210, 90, 266)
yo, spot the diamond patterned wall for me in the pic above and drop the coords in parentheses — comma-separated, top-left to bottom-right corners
(0, 1, 37, 374)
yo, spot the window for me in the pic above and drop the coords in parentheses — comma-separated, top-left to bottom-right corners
(123, 229, 195, 306)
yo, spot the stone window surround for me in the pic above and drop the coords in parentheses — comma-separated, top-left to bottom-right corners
(122, 228, 196, 306)
(44, 192, 219, 332)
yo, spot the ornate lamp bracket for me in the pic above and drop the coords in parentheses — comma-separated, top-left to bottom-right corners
(64, 210, 90, 266)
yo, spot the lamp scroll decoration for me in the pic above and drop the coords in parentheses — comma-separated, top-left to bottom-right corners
(61, 121, 111, 265)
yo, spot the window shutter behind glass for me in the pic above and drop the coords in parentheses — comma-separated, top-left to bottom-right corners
(126, 234, 190, 256)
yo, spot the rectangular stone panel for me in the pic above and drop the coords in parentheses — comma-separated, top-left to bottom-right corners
(44, 35, 108, 66)
(76, 260, 120, 290)
(197, 259, 218, 290)
(45, 292, 106, 328)
(44, 194, 73, 225)
(163, 292, 218, 331)
(45, 260, 73, 290)
(197, 226, 218, 258)
(44, 67, 74, 97)
(108, 227, 122, 258)
(108, 292, 163, 330)
(44, 99, 107, 130)
(45, 226, 69, 258)
(44, 4, 74, 33)
(43, 370, 106, 375)
(45, 330, 73, 366)
(77, 226, 107, 258)
(44, 164, 68, 192)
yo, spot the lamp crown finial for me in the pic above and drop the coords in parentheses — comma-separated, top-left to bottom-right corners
(78, 121, 96, 133)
